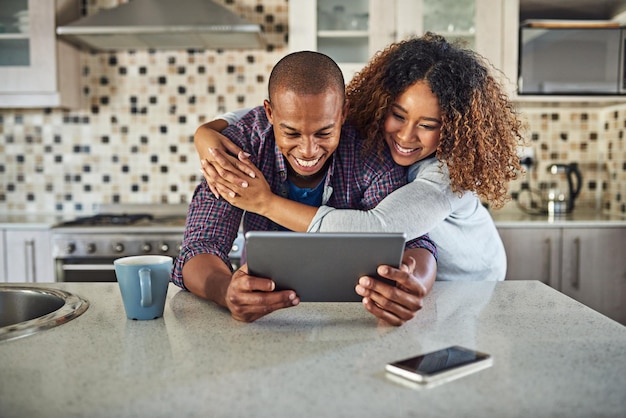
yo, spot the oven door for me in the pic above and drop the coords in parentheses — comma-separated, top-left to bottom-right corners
(54, 231, 244, 282)
(55, 257, 118, 282)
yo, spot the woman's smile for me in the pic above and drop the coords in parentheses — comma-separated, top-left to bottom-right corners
(383, 81, 442, 167)
(391, 140, 422, 156)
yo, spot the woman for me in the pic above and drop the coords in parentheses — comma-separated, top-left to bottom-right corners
(197, 33, 526, 281)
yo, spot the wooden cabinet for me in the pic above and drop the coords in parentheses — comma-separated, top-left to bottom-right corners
(289, 0, 513, 86)
(0, 0, 80, 108)
(498, 225, 626, 325)
(4, 228, 55, 283)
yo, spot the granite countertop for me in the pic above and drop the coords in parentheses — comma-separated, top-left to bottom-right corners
(0, 213, 70, 229)
(1, 206, 624, 229)
(489, 206, 626, 227)
(1, 201, 625, 230)
(1, 281, 625, 417)
(0, 205, 626, 229)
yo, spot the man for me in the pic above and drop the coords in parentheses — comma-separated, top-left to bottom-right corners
(172, 51, 437, 325)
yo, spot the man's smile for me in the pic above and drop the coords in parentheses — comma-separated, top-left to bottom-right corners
(294, 156, 323, 168)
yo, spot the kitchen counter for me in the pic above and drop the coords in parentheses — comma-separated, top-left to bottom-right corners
(1, 206, 625, 229)
(490, 206, 626, 227)
(0, 204, 190, 229)
(1, 281, 625, 417)
(0, 213, 70, 229)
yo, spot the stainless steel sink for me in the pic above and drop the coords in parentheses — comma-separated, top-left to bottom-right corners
(0, 286, 89, 342)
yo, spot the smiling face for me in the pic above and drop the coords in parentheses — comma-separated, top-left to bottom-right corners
(383, 81, 442, 167)
(264, 87, 346, 188)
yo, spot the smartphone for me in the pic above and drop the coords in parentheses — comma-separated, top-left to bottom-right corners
(385, 346, 493, 385)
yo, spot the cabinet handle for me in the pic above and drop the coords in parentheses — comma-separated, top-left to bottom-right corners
(544, 237, 552, 284)
(571, 237, 581, 290)
(24, 239, 36, 282)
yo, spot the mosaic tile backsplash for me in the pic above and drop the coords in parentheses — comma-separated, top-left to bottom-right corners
(510, 104, 626, 217)
(1, 0, 625, 218)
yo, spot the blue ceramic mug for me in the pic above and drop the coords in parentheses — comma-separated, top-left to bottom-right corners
(114, 255, 173, 320)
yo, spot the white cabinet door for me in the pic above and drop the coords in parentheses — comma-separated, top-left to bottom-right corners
(561, 227, 626, 325)
(289, 0, 509, 85)
(5, 229, 55, 283)
(0, 0, 80, 108)
(290, 0, 395, 82)
(497, 227, 561, 288)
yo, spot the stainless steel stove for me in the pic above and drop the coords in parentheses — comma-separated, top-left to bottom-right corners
(52, 204, 243, 282)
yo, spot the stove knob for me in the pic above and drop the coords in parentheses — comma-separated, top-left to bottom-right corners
(113, 243, 125, 253)
(86, 243, 97, 254)
(160, 243, 170, 253)
(65, 243, 76, 254)
(142, 243, 152, 253)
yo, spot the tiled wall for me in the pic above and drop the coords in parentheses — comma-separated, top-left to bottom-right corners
(1, 0, 625, 217)
(1, 0, 289, 214)
(510, 103, 626, 217)
(603, 106, 626, 216)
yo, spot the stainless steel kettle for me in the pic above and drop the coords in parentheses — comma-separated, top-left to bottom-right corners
(545, 163, 583, 214)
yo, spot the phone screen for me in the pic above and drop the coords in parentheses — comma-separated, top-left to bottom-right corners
(386, 346, 492, 384)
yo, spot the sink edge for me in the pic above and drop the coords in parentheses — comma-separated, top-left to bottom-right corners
(0, 286, 90, 342)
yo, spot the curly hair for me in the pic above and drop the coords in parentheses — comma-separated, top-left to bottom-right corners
(346, 33, 526, 208)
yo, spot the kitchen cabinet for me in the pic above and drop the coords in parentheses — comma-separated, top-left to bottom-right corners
(289, 0, 391, 82)
(498, 225, 626, 324)
(497, 227, 561, 288)
(4, 228, 55, 283)
(289, 0, 516, 90)
(560, 227, 626, 325)
(0, 230, 6, 281)
(0, 0, 80, 108)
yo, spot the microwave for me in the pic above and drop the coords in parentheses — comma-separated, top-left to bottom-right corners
(518, 22, 625, 95)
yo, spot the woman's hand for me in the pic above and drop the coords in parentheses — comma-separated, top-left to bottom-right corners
(194, 120, 245, 161)
(355, 248, 436, 326)
(194, 121, 252, 197)
(201, 148, 275, 215)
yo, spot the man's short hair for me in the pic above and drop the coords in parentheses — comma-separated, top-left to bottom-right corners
(268, 51, 345, 102)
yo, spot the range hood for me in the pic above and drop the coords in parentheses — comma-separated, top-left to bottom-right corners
(56, 0, 264, 51)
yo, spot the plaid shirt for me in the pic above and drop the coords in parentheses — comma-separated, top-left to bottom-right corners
(172, 106, 437, 289)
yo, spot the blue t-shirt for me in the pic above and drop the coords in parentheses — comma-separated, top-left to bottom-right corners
(288, 178, 325, 207)
(269, 178, 326, 232)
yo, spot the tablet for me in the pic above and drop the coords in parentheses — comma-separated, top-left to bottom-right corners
(244, 231, 407, 302)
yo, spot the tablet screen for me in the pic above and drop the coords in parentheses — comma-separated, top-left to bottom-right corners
(244, 231, 406, 302)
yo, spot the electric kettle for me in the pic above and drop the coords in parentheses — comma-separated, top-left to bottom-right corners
(544, 163, 583, 214)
